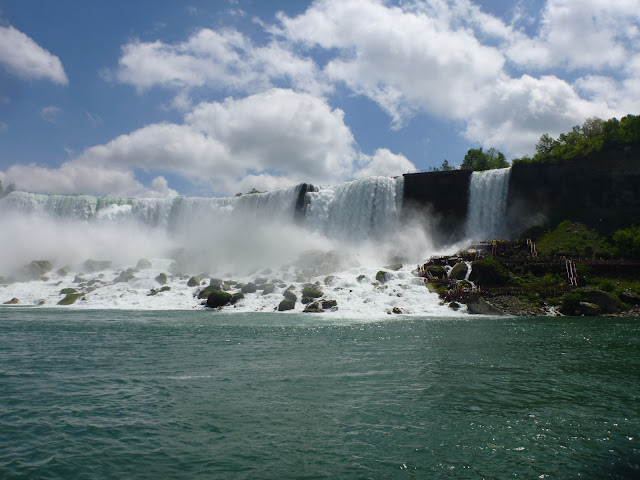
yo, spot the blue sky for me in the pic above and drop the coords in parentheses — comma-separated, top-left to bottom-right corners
(0, 0, 638, 197)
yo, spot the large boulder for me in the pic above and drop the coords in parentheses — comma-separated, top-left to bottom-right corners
(376, 270, 391, 284)
(209, 278, 223, 289)
(578, 288, 620, 314)
(114, 269, 136, 283)
(206, 290, 232, 308)
(3, 297, 20, 305)
(321, 299, 337, 310)
(187, 276, 201, 287)
(449, 262, 468, 280)
(58, 293, 84, 305)
(278, 298, 295, 311)
(136, 258, 152, 270)
(262, 284, 276, 295)
(24, 260, 53, 280)
(241, 282, 258, 294)
(466, 299, 506, 315)
(231, 292, 245, 304)
(283, 289, 297, 302)
(155, 273, 168, 285)
(468, 259, 509, 286)
(301, 285, 323, 298)
(578, 302, 600, 316)
(303, 301, 323, 313)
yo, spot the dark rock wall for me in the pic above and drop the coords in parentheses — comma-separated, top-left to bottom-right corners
(402, 170, 471, 243)
(402, 147, 640, 243)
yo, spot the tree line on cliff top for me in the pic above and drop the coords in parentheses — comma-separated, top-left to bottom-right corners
(432, 113, 640, 172)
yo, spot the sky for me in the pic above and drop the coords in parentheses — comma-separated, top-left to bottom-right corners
(0, 0, 638, 198)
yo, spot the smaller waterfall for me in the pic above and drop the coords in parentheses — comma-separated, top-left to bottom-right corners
(465, 168, 511, 241)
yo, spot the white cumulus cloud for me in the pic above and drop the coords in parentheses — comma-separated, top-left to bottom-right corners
(0, 25, 68, 84)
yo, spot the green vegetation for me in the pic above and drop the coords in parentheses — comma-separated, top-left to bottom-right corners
(612, 225, 640, 258)
(512, 114, 640, 165)
(460, 147, 509, 171)
(535, 220, 613, 258)
(468, 258, 509, 286)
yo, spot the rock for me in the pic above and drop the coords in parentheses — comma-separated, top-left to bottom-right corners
(155, 273, 168, 285)
(449, 262, 468, 280)
(222, 284, 232, 291)
(197, 286, 217, 300)
(114, 269, 136, 283)
(303, 301, 323, 313)
(56, 267, 71, 276)
(324, 275, 336, 286)
(466, 299, 506, 315)
(254, 277, 268, 285)
(426, 265, 446, 278)
(187, 276, 201, 287)
(283, 289, 297, 302)
(262, 284, 276, 295)
(384, 264, 403, 271)
(356, 274, 367, 283)
(206, 290, 232, 308)
(60, 288, 77, 295)
(449, 301, 460, 311)
(73, 275, 86, 284)
(301, 296, 312, 304)
(577, 301, 600, 316)
(392, 307, 402, 314)
(84, 260, 112, 273)
(278, 298, 296, 311)
(136, 258, 152, 270)
(376, 270, 391, 284)
(577, 288, 620, 314)
(231, 292, 245, 304)
(3, 297, 20, 305)
(241, 282, 258, 294)
(160, 286, 171, 292)
(321, 299, 337, 310)
(209, 278, 223, 288)
(620, 290, 640, 305)
(58, 293, 84, 305)
(224, 280, 238, 286)
(37, 300, 45, 306)
(271, 278, 284, 285)
(301, 285, 323, 298)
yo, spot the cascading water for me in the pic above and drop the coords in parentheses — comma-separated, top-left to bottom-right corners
(465, 168, 511, 241)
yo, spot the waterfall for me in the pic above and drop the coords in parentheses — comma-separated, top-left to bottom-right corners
(304, 176, 404, 241)
(0, 178, 404, 241)
(465, 168, 511, 241)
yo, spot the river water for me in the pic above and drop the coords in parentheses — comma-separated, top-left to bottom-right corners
(1, 309, 639, 479)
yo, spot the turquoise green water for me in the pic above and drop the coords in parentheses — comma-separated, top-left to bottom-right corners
(1, 310, 639, 479)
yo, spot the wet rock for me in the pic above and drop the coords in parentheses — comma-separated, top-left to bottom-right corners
(577, 288, 620, 314)
(302, 285, 323, 298)
(56, 267, 71, 277)
(60, 288, 77, 295)
(283, 289, 297, 302)
(262, 284, 276, 295)
(254, 277, 268, 285)
(187, 276, 201, 287)
(620, 290, 640, 305)
(84, 260, 112, 273)
(301, 296, 312, 305)
(449, 301, 460, 311)
(160, 286, 171, 292)
(578, 301, 600, 316)
(356, 274, 367, 283)
(136, 258, 152, 270)
(321, 299, 337, 310)
(58, 293, 84, 305)
(384, 264, 403, 271)
(392, 307, 402, 314)
(241, 282, 258, 294)
(303, 301, 323, 313)
(278, 298, 296, 311)
(209, 278, 223, 289)
(155, 273, 168, 285)
(466, 299, 506, 315)
(3, 297, 20, 305)
(324, 275, 336, 286)
(231, 292, 245, 305)
(376, 270, 391, 284)
(206, 290, 232, 308)
(115, 269, 136, 283)
(449, 262, 468, 280)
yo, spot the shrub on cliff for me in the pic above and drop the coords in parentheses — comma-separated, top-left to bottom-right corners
(612, 225, 640, 258)
(536, 221, 612, 258)
(469, 258, 509, 286)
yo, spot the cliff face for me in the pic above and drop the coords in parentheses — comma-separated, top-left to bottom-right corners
(402, 147, 640, 243)
(402, 170, 471, 243)
(506, 148, 640, 235)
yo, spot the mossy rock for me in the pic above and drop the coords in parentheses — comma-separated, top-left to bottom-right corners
(376, 270, 391, 284)
(197, 286, 217, 300)
(241, 282, 258, 294)
(231, 292, 245, 304)
(449, 262, 468, 280)
(224, 280, 238, 286)
(60, 288, 77, 295)
(3, 297, 20, 305)
(187, 276, 201, 287)
(301, 296, 312, 304)
(303, 301, 323, 313)
(58, 293, 84, 305)
(262, 284, 276, 295)
(321, 299, 337, 310)
(324, 275, 336, 286)
(84, 260, 112, 272)
(155, 273, 168, 285)
(136, 258, 152, 270)
(301, 285, 323, 298)
(206, 290, 232, 308)
(278, 298, 295, 311)
(283, 289, 297, 302)
(426, 265, 446, 278)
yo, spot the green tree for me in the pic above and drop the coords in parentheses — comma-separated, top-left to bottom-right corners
(461, 147, 509, 171)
